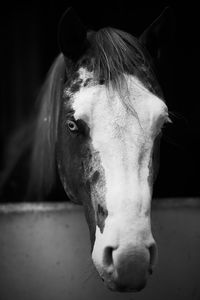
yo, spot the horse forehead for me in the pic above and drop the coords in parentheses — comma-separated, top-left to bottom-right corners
(70, 74, 167, 134)
(72, 86, 128, 126)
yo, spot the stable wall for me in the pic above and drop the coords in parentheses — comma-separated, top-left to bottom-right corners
(0, 199, 200, 300)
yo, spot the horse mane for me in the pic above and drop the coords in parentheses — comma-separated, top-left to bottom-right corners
(28, 54, 66, 199)
(88, 28, 163, 98)
(28, 27, 163, 200)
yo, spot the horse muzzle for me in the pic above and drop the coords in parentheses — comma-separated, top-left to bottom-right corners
(92, 222, 157, 292)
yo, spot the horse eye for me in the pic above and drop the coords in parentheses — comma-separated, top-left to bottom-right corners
(66, 120, 78, 132)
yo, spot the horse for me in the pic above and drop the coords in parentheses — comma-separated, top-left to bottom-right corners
(1, 7, 172, 293)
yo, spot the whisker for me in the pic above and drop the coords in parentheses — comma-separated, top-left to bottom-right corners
(168, 110, 189, 124)
(81, 259, 97, 285)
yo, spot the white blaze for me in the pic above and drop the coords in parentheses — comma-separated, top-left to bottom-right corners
(71, 71, 168, 274)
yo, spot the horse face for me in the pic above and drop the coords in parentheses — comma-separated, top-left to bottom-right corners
(57, 68, 169, 292)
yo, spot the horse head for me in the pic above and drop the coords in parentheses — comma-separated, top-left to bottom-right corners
(31, 7, 172, 292)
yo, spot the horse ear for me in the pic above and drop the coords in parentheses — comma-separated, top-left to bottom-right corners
(139, 7, 175, 65)
(58, 7, 89, 62)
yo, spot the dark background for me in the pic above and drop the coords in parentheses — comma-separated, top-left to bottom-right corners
(0, 1, 199, 200)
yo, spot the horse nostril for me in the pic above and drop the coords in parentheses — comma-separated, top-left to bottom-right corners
(148, 243, 157, 274)
(103, 246, 115, 268)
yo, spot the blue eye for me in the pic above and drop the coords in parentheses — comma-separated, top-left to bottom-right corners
(66, 120, 78, 132)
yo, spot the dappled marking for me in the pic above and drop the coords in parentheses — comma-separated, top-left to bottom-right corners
(97, 204, 108, 233)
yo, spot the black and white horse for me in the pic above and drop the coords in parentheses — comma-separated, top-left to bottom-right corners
(2, 7, 172, 293)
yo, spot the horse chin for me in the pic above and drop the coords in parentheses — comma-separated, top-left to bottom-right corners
(100, 273, 147, 293)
